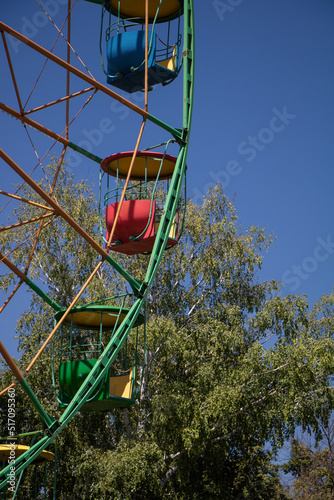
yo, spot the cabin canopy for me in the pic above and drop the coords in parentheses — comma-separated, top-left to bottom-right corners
(101, 151, 177, 180)
(0, 445, 54, 465)
(84, 0, 184, 23)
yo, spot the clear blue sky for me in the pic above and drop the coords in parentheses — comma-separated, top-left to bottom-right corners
(1, 0, 334, 357)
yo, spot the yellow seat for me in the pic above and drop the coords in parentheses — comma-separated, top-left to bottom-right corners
(155, 212, 178, 240)
(109, 368, 134, 399)
(157, 45, 177, 73)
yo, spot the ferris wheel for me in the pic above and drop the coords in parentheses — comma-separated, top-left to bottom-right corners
(0, 0, 194, 495)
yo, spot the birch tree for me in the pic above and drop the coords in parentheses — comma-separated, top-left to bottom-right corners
(1, 165, 334, 499)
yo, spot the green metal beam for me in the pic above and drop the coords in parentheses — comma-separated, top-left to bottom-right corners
(20, 378, 58, 431)
(25, 276, 62, 312)
(144, 0, 195, 286)
(183, 0, 195, 133)
(67, 141, 103, 164)
(0, 251, 62, 312)
(0, 342, 57, 432)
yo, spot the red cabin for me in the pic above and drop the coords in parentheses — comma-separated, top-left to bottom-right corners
(105, 199, 178, 255)
(100, 151, 181, 255)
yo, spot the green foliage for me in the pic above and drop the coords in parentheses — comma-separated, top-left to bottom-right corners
(1, 166, 334, 498)
(282, 422, 334, 499)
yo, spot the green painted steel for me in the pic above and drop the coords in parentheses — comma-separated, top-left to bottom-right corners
(67, 141, 103, 164)
(146, 114, 184, 143)
(0, 0, 194, 491)
(144, 0, 194, 287)
(24, 277, 62, 312)
(183, 0, 195, 134)
(0, 431, 42, 441)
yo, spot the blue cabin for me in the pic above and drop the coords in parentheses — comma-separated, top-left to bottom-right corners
(106, 29, 179, 93)
(96, 0, 184, 93)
